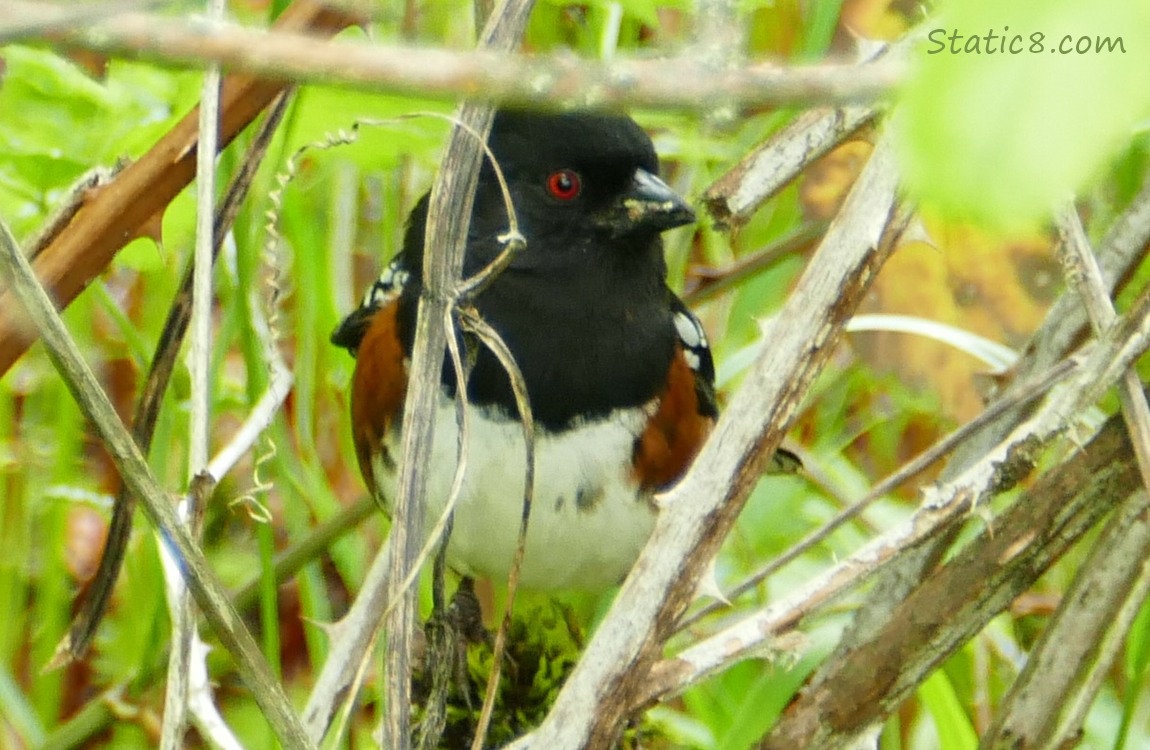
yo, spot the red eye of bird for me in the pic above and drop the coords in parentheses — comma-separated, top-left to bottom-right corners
(546, 169, 582, 201)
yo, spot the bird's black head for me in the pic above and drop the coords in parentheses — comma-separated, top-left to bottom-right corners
(461, 109, 695, 275)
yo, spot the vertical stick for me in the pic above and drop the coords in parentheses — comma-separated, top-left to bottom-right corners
(160, 0, 225, 745)
(380, 2, 536, 746)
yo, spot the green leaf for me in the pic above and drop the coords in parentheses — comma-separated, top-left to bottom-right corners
(897, 0, 1150, 229)
(920, 670, 977, 750)
(1118, 597, 1150, 748)
(0, 47, 191, 239)
(284, 86, 450, 172)
(801, 0, 844, 60)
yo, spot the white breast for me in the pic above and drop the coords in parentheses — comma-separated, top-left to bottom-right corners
(375, 393, 657, 590)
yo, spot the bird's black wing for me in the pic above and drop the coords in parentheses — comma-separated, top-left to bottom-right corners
(669, 293, 718, 419)
(331, 255, 412, 355)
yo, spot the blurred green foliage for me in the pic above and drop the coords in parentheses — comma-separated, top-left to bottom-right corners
(897, 0, 1150, 229)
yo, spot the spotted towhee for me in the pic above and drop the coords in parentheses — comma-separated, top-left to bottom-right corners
(332, 109, 724, 590)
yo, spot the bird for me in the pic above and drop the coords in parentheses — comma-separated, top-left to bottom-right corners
(332, 109, 720, 591)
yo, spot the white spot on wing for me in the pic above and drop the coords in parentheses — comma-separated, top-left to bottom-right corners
(360, 259, 409, 309)
(674, 311, 703, 348)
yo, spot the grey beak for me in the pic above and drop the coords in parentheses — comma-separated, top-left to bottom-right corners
(596, 168, 696, 237)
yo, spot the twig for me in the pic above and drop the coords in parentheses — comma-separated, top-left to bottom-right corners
(676, 353, 1080, 632)
(699, 28, 931, 229)
(206, 349, 293, 484)
(691, 0, 744, 127)
(650, 408, 1138, 720)
(301, 536, 392, 743)
(784, 166, 1150, 748)
(0, 216, 314, 748)
(296, 113, 527, 746)
(980, 489, 1150, 750)
(158, 0, 227, 741)
(11, 2, 902, 112)
(677, 379, 1077, 700)
(758, 281, 1150, 747)
(1055, 203, 1150, 494)
(0, 0, 160, 40)
(231, 496, 376, 613)
(351, 114, 526, 619)
(703, 105, 875, 229)
(760, 412, 1141, 748)
(457, 307, 535, 750)
(796, 166, 1150, 737)
(19, 166, 123, 263)
(682, 222, 825, 306)
(1022, 167, 1150, 376)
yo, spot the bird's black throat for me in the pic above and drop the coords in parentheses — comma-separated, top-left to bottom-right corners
(395, 243, 676, 432)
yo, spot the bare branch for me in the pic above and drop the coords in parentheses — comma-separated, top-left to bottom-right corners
(797, 168, 1150, 735)
(684, 222, 826, 305)
(205, 349, 293, 484)
(301, 538, 392, 743)
(50, 90, 293, 668)
(231, 497, 376, 615)
(703, 105, 875, 229)
(159, 2, 228, 741)
(698, 29, 931, 228)
(762, 413, 1141, 749)
(1022, 167, 1150, 376)
(1055, 203, 1150, 494)
(756, 277, 1150, 746)
(0, 0, 159, 40)
(980, 488, 1150, 749)
(676, 354, 1080, 633)
(9, 2, 901, 112)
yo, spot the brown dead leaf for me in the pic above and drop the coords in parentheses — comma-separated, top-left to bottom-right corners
(853, 223, 1057, 421)
(64, 49, 108, 79)
(800, 140, 874, 222)
(841, 0, 912, 42)
(65, 506, 108, 583)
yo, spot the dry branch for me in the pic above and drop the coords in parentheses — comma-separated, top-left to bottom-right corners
(704, 105, 875, 229)
(8, 1, 900, 113)
(768, 168, 1150, 749)
(980, 486, 1150, 749)
(52, 91, 293, 667)
(160, 1, 228, 740)
(383, 0, 535, 738)
(1022, 168, 1150, 376)
(675, 355, 1079, 636)
(763, 412, 1141, 748)
(301, 537, 391, 742)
